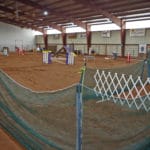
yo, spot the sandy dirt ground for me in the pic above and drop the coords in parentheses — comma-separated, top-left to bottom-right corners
(0, 52, 148, 150)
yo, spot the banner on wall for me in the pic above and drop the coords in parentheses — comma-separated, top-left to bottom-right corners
(130, 29, 145, 37)
(139, 44, 147, 54)
(68, 33, 77, 39)
(101, 30, 111, 38)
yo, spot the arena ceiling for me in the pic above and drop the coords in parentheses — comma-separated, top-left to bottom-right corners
(0, 0, 150, 33)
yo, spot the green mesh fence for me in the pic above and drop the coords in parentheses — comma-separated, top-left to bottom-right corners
(0, 70, 77, 150)
(82, 60, 147, 101)
(0, 60, 150, 150)
(83, 60, 146, 88)
(80, 60, 150, 150)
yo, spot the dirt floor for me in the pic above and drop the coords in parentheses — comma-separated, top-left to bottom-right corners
(0, 52, 134, 91)
(0, 52, 149, 150)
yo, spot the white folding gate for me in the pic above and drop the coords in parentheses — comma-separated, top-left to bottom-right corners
(94, 70, 150, 112)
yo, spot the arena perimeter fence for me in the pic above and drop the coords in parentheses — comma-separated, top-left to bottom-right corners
(0, 60, 150, 150)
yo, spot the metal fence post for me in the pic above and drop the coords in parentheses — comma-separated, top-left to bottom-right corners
(76, 84, 83, 150)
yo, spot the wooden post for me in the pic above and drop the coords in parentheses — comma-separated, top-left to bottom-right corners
(120, 20, 126, 57)
(62, 32, 67, 47)
(86, 25, 91, 54)
(43, 30, 48, 50)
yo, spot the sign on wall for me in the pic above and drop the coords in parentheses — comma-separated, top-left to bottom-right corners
(139, 44, 147, 53)
(130, 29, 145, 37)
(101, 30, 111, 38)
(68, 33, 77, 39)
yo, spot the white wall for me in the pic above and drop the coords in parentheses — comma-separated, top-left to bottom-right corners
(0, 22, 36, 51)
(125, 29, 150, 57)
(47, 34, 63, 50)
(35, 28, 150, 57)
(67, 33, 86, 44)
(67, 33, 87, 54)
(92, 30, 121, 44)
(91, 31, 121, 55)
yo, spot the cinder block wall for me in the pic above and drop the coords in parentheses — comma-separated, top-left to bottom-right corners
(0, 22, 36, 51)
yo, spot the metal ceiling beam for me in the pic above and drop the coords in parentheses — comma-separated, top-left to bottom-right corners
(109, 2, 150, 13)
(121, 14, 150, 20)
(15, 0, 90, 30)
(75, 0, 122, 27)
(0, 5, 14, 14)
(113, 8, 150, 16)
(15, 0, 44, 10)
(96, 0, 149, 10)
(0, 4, 62, 32)
(0, 18, 43, 32)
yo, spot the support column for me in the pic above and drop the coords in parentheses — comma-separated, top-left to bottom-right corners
(86, 25, 91, 54)
(43, 30, 48, 50)
(120, 20, 126, 57)
(62, 32, 67, 47)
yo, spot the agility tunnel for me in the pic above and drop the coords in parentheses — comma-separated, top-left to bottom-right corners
(0, 60, 150, 150)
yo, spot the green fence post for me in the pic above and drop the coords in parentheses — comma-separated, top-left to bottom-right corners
(76, 84, 83, 150)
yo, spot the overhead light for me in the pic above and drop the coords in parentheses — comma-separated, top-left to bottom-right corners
(43, 11, 48, 16)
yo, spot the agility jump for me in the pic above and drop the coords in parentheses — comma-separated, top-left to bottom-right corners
(43, 45, 76, 65)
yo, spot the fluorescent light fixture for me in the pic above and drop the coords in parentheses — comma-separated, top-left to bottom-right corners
(91, 23, 120, 31)
(47, 29, 61, 34)
(126, 20, 150, 29)
(34, 19, 150, 35)
(33, 31, 43, 35)
(66, 27, 86, 33)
